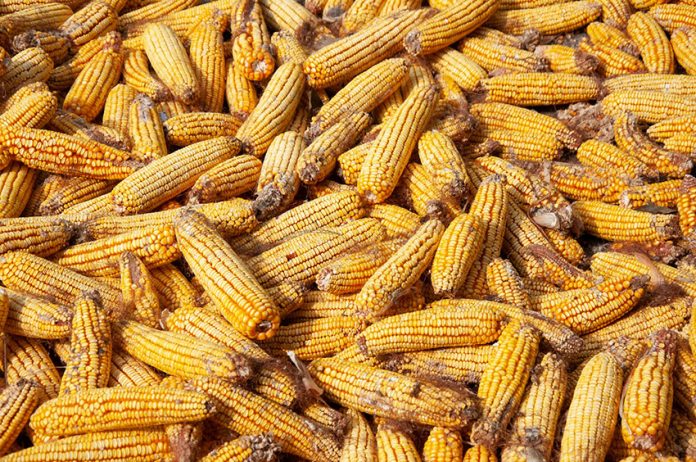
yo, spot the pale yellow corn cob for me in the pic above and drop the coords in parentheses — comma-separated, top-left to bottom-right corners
(535, 44, 599, 75)
(122, 50, 170, 101)
(119, 252, 160, 328)
(627, 12, 674, 74)
(672, 27, 696, 75)
(143, 23, 198, 104)
(4, 334, 61, 401)
(479, 73, 600, 106)
(128, 93, 167, 161)
(459, 36, 549, 73)
(487, 1, 602, 34)
(189, 13, 225, 112)
(188, 155, 261, 204)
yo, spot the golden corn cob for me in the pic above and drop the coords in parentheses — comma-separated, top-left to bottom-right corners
(383, 345, 491, 386)
(479, 73, 600, 106)
(0, 251, 123, 316)
(353, 219, 442, 317)
(59, 1, 117, 48)
(365, 203, 420, 239)
(0, 380, 41, 456)
(522, 244, 595, 290)
(119, 252, 160, 328)
(375, 422, 420, 462)
(620, 180, 681, 209)
(627, 12, 674, 74)
(503, 200, 556, 277)
(472, 129, 564, 162)
(546, 161, 631, 202)
(340, 0, 382, 34)
(674, 338, 696, 421)
(358, 85, 437, 203)
(0, 430, 173, 461)
(486, 257, 530, 308)
(308, 358, 480, 428)
(458, 37, 549, 73)
(0, 87, 57, 129)
(165, 304, 301, 406)
(48, 31, 118, 89)
(253, 130, 305, 220)
(603, 90, 696, 124)
(232, 190, 365, 254)
(338, 142, 371, 185)
(47, 108, 130, 151)
(604, 73, 696, 95)
(146, 264, 197, 312)
(114, 318, 251, 382)
(572, 200, 679, 243)
(0, 124, 137, 179)
(578, 298, 691, 362)
(677, 175, 696, 244)
(3, 335, 61, 401)
(471, 320, 540, 447)
(340, 408, 377, 462)
(403, 0, 499, 56)
(662, 132, 696, 156)
(487, 1, 601, 34)
(188, 15, 225, 112)
(429, 47, 487, 93)
(0, 3, 72, 43)
(234, 62, 305, 157)
(621, 329, 677, 452)
(230, 0, 274, 81)
(190, 376, 340, 461)
(422, 427, 464, 462)
(54, 224, 179, 277)
(502, 352, 567, 461)
(544, 229, 585, 266)
(463, 445, 497, 462)
(316, 240, 398, 295)
(55, 192, 111, 219)
(58, 291, 111, 395)
(391, 162, 461, 222)
(357, 302, 504, 356)
(188, 155, 261, 204)
(63, 40, 122, 121)
(303, 8, 431, 88)
(671, 27, 696, 75)
(163, 112, 242, 147)
(37, 177, 115, 216)
(142, 23, 198, 104)
(29, 385, 214, 437)
(83, 199, 257, 239)
(587, 21, 639, 54)
(576, 139, 650, 178)
(579, 39, 646, 77)
(287, 291, 357, 319)
(119, 0, 196, 28)
(269, 29, 306, 65)
(111, 136, 240, 214)
(418, 130, 472, 201)
(5, 289, 71, 339)
(225, 58, 257, 119)
(199, 434, 280, 462)
(122, 50, 170, 101)
(535, 44, 599, 75)
(23, 174, 70, 216)
(297, 112, 371, 185)
(125, 94, 166, 161)
(0, 162, 36, 218)
(175, 209, 280, 340)
(377, 0, 419, 14)
(649, 4, 696, 32)
(261, 316, 362, 359)
(0, 47, 53, 95)
(308, 58, 408, 139)
(560, 351, 623, 462)
(596, 0, 633, 27)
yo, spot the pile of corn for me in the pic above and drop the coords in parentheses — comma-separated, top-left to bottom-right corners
(1, 0, 696, 459)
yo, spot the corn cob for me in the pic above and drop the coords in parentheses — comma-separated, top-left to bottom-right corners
(535, 44, 598, 75)
(188, 155, 261, 204)
(0, 47, 52, 95)
(308, 358, 479, 428)
(544, 229, 585, 266)
(0, 379, 41, 456)
(502, 199, 556, 276)
(560, 351, 623, 462)
(287, 291, 357, 319)
(340, 408, 377, 462)
(114, 318, 251, 382)
(671, 27, 696, 75)
(603, 90, 696, 126)
(576, 139, 650, 178)
(578, 298, 691, 362)
(620, 180, 681, 209)
(358, 85, 437, 203)
(487, 1, 602, 34)
(262, 316, 362, 359)
(579, 38, 646, 77)
(59, 291, 111, 395)
(37, 177, 114, 216)
(119, 252, 160, 328)
(109, 347, 161, 387)
(621, 329, 677, 452)
(316, 240, 398, 295)
(0, 251, 123, 316)
(668, 409, 696, 462)
(29, 384, 214, 437)
(253, 130, 304, 220)
(486, 257, 530, 308)
(297, 112, 371, 185)
(47, 30, 118, 89)
(463, 445, 497, 462)
(522, 244, 595, 290)
(47, 109, 130, 151)
(269, 29, 306, 65)
(121, 50, 169, 101)
(391, 162, 461, 223)
(111, 136, 239, 214)
(674, 338, 696, 420)
(0, 87, 57, 129)
(471, 320, 540, 447)
(0, 162, 36, 218)
(429, 47, 487, 93)
(679, 175, 696, 244)
(190, 375, 340, 461)
(233, 190, 365, 254)
(59, 1, 117, 48)
(604, 73, 696, 95)
(304, 8, 431, 88)
(502, 352, 567, 461)
(365, 204, 420, 239)
(163, 113, 242, 147)
(3, 334, 61, 401)
(142, 23, 198, 104)
(572, 200, 678, 243)
(472, 129, 564, 162)
(230, 0, 274, 81)
(377, 0, 418, 14)
(123, 95, 165, 161)
(83, 199, 256, 239)
(649, 4, 696, 32)
(5, 289, 71, 339)
(0, 4, 73, 44)
(403, 0, 499, 56)
(235, 62, 305, 157)
(587, 21, 639, 55)
(458, 37, 549, 73)
(479, 73, 600, 106)
(418, 130, 472, 201)
(340, 0, 381, 34)
(199, 434, 280, 462)
(225, 58, 257, 119)
(146, 263, 198, 312)
(626, 12, 674, 75)
(546, 161, 631, 202)
(357, 302, 504, 356)
(375, 422, 420, 462)
(119, 0, 196, 28)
